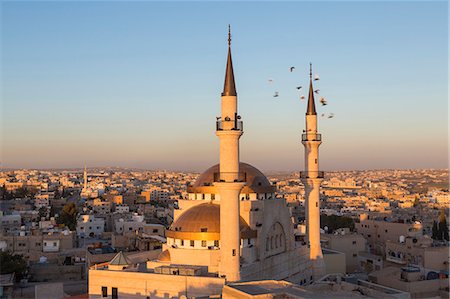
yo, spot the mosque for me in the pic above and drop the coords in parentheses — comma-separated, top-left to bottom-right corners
(88, 28, 325, 298)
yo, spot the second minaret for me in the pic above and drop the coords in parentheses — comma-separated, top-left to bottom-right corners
(301, 64, 325, 280)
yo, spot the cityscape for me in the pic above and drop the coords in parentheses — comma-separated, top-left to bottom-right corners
(1, 1, 448, 299)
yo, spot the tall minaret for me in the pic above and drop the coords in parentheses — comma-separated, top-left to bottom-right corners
(215, 26, 245, 282)
(83, 165, 88, 190)
(301, 64, 325, 279)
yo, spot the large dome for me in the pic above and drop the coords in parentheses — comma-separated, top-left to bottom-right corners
(166, 203, 256, 239)
(188, 162, 275, 194)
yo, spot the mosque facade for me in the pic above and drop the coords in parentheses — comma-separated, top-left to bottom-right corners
(88, 29, 325, 298)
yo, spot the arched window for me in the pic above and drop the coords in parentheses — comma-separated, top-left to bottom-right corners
(270, 236, 274, 250)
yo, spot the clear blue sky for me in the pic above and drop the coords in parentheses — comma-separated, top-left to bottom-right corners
(1, 1, 448, 171)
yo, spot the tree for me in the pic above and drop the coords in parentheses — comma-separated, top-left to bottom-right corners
(320, 214, 355, 233)
(438, 209, 449, 241)
(57, 202, 78, 230)
(38, 207, 47, 220)
(0, 251, 27, 281)
(431, 220, 439, 240)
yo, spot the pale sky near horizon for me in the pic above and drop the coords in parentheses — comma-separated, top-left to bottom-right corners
(1, 1, 448, 172)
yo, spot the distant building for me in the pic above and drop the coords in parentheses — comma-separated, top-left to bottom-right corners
(76, 215, 105, 238)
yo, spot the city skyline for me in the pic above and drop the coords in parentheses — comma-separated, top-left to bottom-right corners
(1, 1, 448, 172)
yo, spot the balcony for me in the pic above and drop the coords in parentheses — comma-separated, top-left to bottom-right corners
(213, 172, 246, 183)
(216, 119, 243, 131)
(302, 133, 322, 141)
(300, 171, 324, 179)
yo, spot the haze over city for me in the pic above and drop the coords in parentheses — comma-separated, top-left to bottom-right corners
(1, 1, 447, 171)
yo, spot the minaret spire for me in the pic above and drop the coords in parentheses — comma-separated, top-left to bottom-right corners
(216, 26, 244, 282)
(307, 63, 317, 115)
(222, 25, 237, 96)
(301, 63, 325, 280)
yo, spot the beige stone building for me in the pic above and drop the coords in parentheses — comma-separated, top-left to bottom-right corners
(385, 236, 449, 272)
(355, 214, 422, 255)
(322, 229, 367, 273)
(88, 29, 323, 298)
(0, 230, 75, 262)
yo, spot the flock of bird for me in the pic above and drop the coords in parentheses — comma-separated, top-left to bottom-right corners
(269, 66, 335, 119)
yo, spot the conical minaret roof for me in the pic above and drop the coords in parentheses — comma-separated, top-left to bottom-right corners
(222, 25, 237, 96)
(306, 63, 317, 115)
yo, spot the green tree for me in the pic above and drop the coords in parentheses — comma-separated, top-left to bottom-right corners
(0, 251, 27, 281)
(57, 202, 78, 230)
(431, 220, 439, 240)
(438, 209, 449, 241)
(38, 207, 47, 219)
(320, 214, 355, 233)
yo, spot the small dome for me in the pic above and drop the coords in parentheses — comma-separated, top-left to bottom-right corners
(190, 162, 274, 193)
(158, 250, 171, 262)
(171, 203, 222, 233)
(167, 203, 256, 239)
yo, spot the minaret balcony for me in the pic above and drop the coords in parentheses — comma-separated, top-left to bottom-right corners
(216, 120, 243, 131)
(301, 133, 321, 142)
(300, 171, 324, 179)
(213, 172, 246, 183)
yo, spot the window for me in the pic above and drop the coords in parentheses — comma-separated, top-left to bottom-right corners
(211, 194, 215, 200)
(97, 227, 100, 229)
(102, 287, 107, 297)
(214, 240, 219, 247)
(89, 226, 92, 230)
(316, 202, 318, 207)
(368, 234, 371, 238)
(201, 240, 207, 247)
(190, 240, 194, 247)
(353, 253, 357, 257)
(247, 238, 251, 245)
(53, 242, 57, 247)
(153, 229, 158, 233)
(181, 240, 184, 246)
(200, 228, 207, 232)
(352, 241, 356, 245)
(112, 287, 118, 299)
(44, 242, 47, 246)
(232, 249, 236, 256)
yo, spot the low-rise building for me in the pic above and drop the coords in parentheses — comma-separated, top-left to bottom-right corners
(322, 229, 367, 273)
(76, 215, 105, 238)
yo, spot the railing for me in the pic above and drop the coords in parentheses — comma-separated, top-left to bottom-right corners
(302, 133, 322, 141)
(213, 172, 246, 183)
(216, 120, 243, 131)
(300, 171, 324, 179)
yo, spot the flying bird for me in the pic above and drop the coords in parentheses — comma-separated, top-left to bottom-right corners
(314, 74, 320, 81)
(321, 113, 325, 117)
(273, 92, 279, 98)
(300, 95, 305, 100)
(320, 97, 327, 106)
(290, 67, 295, 72)
(268, 79, 274, 84)
(314, 89, 320, 94)
(328, 113, 335, 119)
(296, 86, 302, 90)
